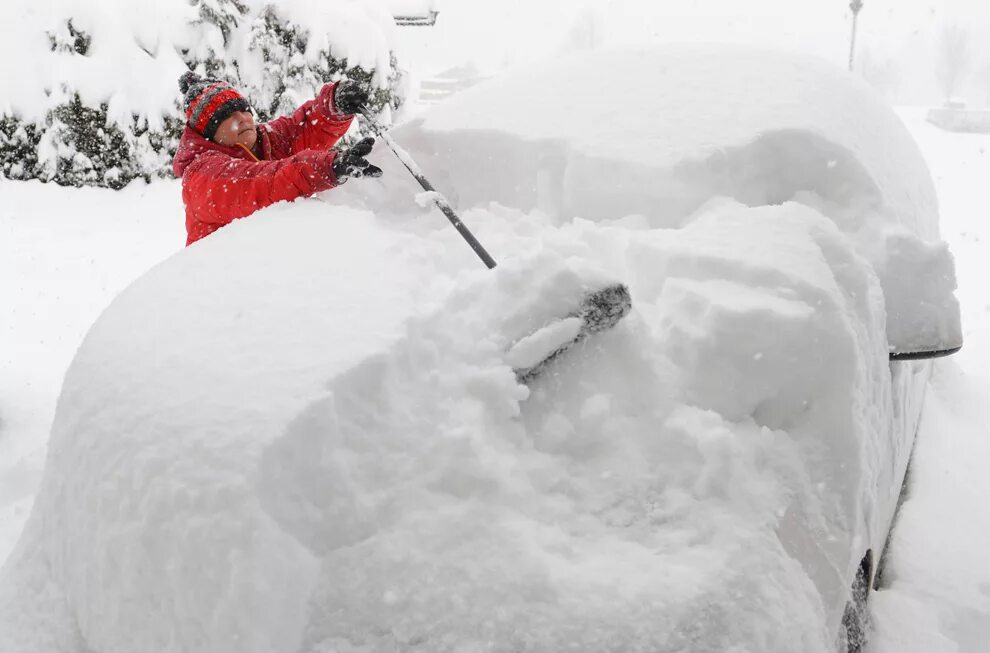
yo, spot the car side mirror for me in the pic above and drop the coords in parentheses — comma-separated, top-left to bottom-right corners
(872, 228, 963, 361)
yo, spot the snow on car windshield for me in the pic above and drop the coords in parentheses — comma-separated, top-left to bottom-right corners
(368, 44, 961, 355)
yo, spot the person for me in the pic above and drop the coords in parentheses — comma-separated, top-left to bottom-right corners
(171, 71, 382, 245)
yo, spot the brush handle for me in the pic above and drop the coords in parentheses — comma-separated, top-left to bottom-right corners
(359, 108, 498, 270)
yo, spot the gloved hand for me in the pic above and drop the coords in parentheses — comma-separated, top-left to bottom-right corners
(333, 80, 370, 115)
(332, 137, 382, 181)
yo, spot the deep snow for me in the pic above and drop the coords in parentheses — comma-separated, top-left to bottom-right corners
(1, 194, 885, 653)
(0, 50, 981, 653)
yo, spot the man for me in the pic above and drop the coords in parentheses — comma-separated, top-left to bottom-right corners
(172, 71, 382, 246)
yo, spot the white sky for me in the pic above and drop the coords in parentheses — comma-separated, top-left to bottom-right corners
(394, 0, 990, 105)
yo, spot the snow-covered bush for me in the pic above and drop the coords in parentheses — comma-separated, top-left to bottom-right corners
(0, 0, 405, 189)
(237, 3, 403, 125)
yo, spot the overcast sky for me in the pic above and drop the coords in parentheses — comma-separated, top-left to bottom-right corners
(395, 0, 990, 105)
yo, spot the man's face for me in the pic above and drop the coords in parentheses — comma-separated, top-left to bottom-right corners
(213, 111, 257, 149)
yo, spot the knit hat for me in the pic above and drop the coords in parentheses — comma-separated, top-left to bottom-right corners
(178, 71, 251, 141)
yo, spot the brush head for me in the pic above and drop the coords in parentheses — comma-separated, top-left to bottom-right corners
(511, 283, 632, 384)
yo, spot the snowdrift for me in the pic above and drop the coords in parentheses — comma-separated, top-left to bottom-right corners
(0, 45, 956, 651)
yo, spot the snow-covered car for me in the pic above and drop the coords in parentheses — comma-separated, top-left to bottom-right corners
(375, 43, 964, 650)
(926, 103, 990, 134)
(0, 45, 961, 652)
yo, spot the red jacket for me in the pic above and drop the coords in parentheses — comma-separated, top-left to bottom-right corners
(172, 83, 353, 245)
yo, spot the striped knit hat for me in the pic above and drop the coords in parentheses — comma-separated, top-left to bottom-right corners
(178, 71, 251, 141)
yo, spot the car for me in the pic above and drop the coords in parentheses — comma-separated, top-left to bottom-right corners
(384, 43, 962, 650)
(926, 100, 990, 134)
(0, 44, 961, 652)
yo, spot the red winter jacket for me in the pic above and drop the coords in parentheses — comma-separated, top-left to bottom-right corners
(172, 83, 354, 245)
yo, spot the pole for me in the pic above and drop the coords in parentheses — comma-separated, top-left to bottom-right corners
(848, 0, 864, 72)
(359, 108, 498, 270)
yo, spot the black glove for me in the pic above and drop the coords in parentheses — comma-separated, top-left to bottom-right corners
(332, 137, 382, 181)
(333, 80, 369, 115)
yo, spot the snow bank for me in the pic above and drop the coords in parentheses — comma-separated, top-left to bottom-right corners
(0, 188, 891, 650)
(368, 44, 960, 354)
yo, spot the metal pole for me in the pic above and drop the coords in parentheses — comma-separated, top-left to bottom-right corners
(359, 108, 498, 270)
(848, 0, 864, 72)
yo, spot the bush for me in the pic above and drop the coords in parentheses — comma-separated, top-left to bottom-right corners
(244, 5, 403, 124)
(0, 0, 404, 189)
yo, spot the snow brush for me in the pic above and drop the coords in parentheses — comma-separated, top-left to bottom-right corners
(358, 108, 632, 382)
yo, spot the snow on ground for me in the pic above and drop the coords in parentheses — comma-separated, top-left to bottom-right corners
(0, 179, 183, 562)
(868, 111, 990, 653)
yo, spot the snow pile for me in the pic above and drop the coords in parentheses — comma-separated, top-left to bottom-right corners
(0, 189, 890, 651)
(372, 45, 960, 354)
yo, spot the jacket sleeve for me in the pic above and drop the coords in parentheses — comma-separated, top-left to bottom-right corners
(262, 83, 355, 156)
(181, 149, 340, 228)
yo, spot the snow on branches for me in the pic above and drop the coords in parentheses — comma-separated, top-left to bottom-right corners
(240, 4, 403, 125)
(0, 0, 405, 189)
